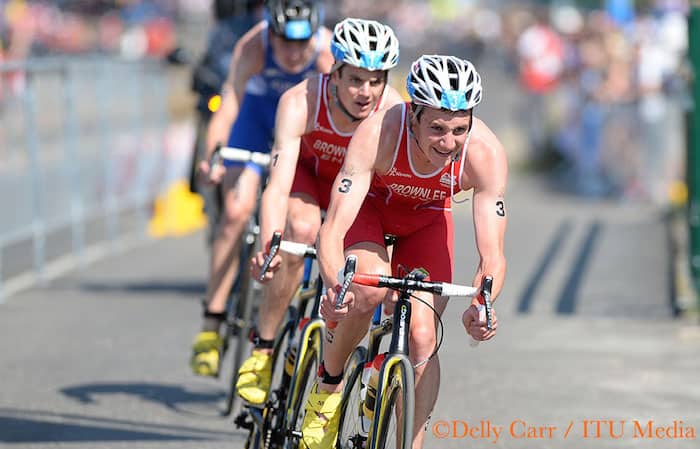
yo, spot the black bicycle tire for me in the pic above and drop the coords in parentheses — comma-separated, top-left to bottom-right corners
(373, 363, 413, 449)
(261, 317, 295, 449)
(244, 424, 261, 449)
(284, 345, 319, 449)
(223, 242, 257, 416)
(336, 346, 368, 449)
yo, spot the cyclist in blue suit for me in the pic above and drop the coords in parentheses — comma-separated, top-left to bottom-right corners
(191, 0, 333, 378)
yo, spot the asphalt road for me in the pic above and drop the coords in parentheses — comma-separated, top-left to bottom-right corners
(2, 170, 699, 449)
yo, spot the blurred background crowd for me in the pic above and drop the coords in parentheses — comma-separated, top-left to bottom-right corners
(0, 0, 692, 204)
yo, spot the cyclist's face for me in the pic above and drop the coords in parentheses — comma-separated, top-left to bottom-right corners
(270, 34, 314, 72)
(412, 107, 472, 167)
(332, 66, 387, 120)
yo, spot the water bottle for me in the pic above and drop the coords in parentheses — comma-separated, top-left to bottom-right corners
(362, 353, 386, 423)
(285, 317, 310, 376)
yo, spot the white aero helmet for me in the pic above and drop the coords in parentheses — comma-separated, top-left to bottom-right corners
(331, 18, 399, 71)
(407, 55, 483, 111)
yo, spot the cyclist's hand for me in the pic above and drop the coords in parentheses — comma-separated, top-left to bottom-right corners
(250, 250, 282, 282)
(462, 300, 498, 342)
(320, 286, 354, 323)
(198, 160, 226, 185)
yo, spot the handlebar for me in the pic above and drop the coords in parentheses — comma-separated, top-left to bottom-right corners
(279, 241, 317, 258)
(258, 234, 317, 281)
(351, 274, 479, 298)
(329, 256, 494, 345)
(350, 272, 493, 331)
(210, 144, 273, 169)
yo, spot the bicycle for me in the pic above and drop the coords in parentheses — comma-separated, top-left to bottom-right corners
(205, 145, 272, 417)
(235, 234, 326, 449)
(333, 256, 494, 449)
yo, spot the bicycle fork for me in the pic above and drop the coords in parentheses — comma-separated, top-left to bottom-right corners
(365, 297, 416, 448)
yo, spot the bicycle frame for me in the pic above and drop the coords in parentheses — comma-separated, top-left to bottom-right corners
(360, 290, 417, 449)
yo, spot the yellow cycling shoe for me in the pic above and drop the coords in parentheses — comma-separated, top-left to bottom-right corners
(299, 382, 343, 449)
(236, 350, 272, 404)
(190, 331, 222, 377)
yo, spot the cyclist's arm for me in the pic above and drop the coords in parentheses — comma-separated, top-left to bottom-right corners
(205, 22, 265, 157)
(318, 107, 400, 289)
(259, 79, 315, 248)
(463, 119, 508, 302)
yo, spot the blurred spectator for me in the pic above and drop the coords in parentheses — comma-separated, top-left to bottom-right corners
(1, 0, 688, 206)
(516, 7, 565, 163)
(0, 0, 177, 59)
(542, 2, 689, 203)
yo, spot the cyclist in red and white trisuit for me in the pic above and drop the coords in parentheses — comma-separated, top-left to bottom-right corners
(344, 100, 473, 282)
(236, 18, 404, 409)
(315, 55, 508, 449)
(291, 71, 388, 208)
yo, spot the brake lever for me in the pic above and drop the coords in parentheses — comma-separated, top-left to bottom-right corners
(258, 231, 282, 281)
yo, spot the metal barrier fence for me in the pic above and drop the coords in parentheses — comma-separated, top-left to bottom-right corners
(0, 57, 171, 302)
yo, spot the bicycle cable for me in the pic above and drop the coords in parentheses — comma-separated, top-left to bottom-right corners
(408, 292, 445, 369)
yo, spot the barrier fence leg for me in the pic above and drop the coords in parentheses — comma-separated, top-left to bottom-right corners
(62, 64, 86, 267)
(23, 72, 47, 284)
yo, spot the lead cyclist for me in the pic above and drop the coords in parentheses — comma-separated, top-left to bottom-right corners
(311, 55, 508, 449)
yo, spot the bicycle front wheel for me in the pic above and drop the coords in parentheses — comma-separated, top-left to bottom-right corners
(284, 331, 322, 449)
(371, 358, 414, 449)
(223, 247, 257, 416)
(336, 346, 368, 449)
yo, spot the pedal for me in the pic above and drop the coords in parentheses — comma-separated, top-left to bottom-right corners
(286, 429, 303, 439)
(234, 411, 254, 430)
(228, 318, 246, 336)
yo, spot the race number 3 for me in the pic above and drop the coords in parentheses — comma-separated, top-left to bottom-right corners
(496, 200, 506, 217)
(338, 178, 353, 194)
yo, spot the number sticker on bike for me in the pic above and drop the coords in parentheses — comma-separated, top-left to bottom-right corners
(338, 178, 353, 194)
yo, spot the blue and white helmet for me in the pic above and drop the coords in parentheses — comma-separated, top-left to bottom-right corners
(407, 55, 483, 111)
(331, 18, 399, 71)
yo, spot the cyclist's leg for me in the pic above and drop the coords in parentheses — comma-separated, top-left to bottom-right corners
(321, 197, 392, 392)
(237, 161, 325, 402)
(258, 192, 323, 341)
(191, 164, 261, 376)
(237, 193, 322, 404)
(207, 95, 270, 316)
(390, 211, 454, 448)
(207, 165, 261, 313)
(299, 202, 388, 449)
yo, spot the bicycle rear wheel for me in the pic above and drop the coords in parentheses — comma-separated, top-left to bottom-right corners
(371, 360, 414, 449)
(336, 346, 368, 449)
